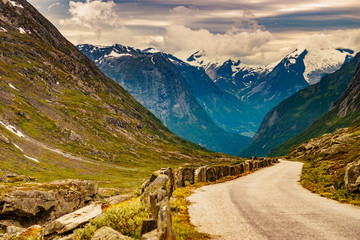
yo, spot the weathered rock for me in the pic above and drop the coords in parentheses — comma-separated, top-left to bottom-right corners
(175, 167, 195, 188)
(6, 225, 26, 237)
(244, 162, 250, 172)
(0, 174, 37, 183)
(157, 199, 175, 240)
(0, 220, 22, 230)
(59, 233, 75, 240)
(158, 168, 174, 195)
(219, 165, 230, 178)
(0, 179, 98, 227)
(345, 161, 360, 192)
(141, 219, 157, 236)
(0, 132, 9, 144)
(91, 226, 132, 240)
(105, 194, 132, 205)
(142, 174, 169, 204)
(230, 165, 240, 176)
(239, 163, 244, 174)
(195, 166, 207, 183)
(42, 203, 102, 236)
(141, 229, 159, 240)
(206, 167, 216, 182)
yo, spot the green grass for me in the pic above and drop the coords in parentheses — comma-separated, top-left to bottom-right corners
(287, 124, 360, 206)
(73, 199, 150, 240)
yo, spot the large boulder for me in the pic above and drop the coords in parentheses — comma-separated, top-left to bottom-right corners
(142, 175, 169, 204)
(345, 161, 360, 192)
(0, 179, 98, 228)
(41, 203, 102, 236)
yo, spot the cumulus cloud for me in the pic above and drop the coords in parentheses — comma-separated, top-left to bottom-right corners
(60, 0, 119, 28)
(53, 0, 360, 65)
(297, 29, 360, 52)
(163, 25, 272, 61)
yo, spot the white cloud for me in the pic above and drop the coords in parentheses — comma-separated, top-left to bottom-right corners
(60, 0, 119, 28)
(48, 2, 63, 12)
(53, 0, 360, 65)
(297, 29, 360, 52)
(170, 6, 199, 15)
(163, 25, 272, 61)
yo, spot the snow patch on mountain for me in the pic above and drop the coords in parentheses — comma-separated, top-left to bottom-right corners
(105, 51, 132, 58)
(9, 0, 23, 8)
(17, 27, 30, 34)
(0, 121, 24, 138)
(303, 49, 354, 84)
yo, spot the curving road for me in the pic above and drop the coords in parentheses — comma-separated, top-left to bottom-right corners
(188, 160, 360, 240)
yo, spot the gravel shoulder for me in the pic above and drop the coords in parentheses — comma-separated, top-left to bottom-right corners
(188, 160, 360, 240)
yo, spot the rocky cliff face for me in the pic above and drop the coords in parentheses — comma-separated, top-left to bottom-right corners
(78, 44, 251, 154)
(0, 0, 241, 191)
(240, 53, 360, 157)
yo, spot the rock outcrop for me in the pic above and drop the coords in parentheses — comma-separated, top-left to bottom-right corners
(345, 161, 360, 192)
(41, 203, 102, 236)
(288, 128, 357, 158)
(0, 179, 98, 229)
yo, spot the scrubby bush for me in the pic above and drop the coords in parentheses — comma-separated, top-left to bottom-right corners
(74, 199, 150, 239)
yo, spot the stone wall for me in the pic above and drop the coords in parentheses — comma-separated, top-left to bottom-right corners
(140, 157, 279, 240)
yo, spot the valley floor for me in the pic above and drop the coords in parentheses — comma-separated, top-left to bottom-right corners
(188, 160, 360, 240)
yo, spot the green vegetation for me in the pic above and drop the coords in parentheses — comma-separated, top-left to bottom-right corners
(287, 124, 360, 205)
(74, 199, 150, 239)
(240, 56, 359, 158)
(270, 56, 360, 157)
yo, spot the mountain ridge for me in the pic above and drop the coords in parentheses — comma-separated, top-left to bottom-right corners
(78, 44, 251, 154)
(270, 53, 360, 156)
(239, 53, 360, 157)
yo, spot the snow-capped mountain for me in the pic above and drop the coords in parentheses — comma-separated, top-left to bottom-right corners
(183, 48, 354, 116)
(165, 54, 263, 136)
(78, 44, 251, 154)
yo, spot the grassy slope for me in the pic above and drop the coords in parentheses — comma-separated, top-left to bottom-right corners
(287, 124, 360, 205)
(0, 0, 241, 192)
(269, 55, 360, 156)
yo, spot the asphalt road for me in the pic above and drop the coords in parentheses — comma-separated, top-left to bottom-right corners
(188, 160, 360, 240)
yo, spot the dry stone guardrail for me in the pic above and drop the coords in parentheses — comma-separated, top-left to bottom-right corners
(140, 157, 279, 240)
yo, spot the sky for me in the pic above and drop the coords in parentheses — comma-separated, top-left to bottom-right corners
(28, 0, 360, 65)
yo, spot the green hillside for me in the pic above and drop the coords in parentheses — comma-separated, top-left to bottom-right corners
(270, 55, 360, 156)
(0, 0, 240, 193)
